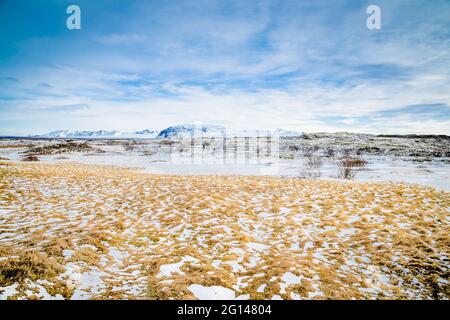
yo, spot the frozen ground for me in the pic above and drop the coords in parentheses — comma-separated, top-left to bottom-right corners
(0, 161, 449, 300)
(0, 136, 450, 191)
(0, 136, 449, 191)
(0, 136, 449, 300)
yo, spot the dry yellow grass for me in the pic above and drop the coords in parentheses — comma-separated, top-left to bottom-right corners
(0, 161, 449, 299)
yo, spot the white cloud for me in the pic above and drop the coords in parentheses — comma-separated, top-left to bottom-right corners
(1, 0, 449, 135)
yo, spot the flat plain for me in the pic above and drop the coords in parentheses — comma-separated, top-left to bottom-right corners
(1, 160, 448, 299)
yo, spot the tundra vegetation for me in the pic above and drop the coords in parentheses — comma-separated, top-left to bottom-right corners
(21, 154, 40, 162)
(23, 142, 97, 155)
(301, 156, 324, 178)
(0, 161, 448, 300)
(336, 157, 367, 180)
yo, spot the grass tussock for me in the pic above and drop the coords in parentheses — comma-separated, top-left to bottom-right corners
(21, 154, 40, 162)
(43, 238, 74, 257)
(0, 250, 64, 286)
(0, 162, 448, 300)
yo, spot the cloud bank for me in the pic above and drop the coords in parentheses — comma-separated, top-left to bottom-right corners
(0, 0, 449, 135)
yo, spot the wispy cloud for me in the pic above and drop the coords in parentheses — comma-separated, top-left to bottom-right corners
(0, 0, 449, 135)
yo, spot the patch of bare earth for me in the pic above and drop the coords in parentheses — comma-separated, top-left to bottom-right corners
(0, 161, 449, 299)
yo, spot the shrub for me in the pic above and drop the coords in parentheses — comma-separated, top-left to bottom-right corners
(336, 156, 367, 179)
(325, 148, 335, 158)
(22, 154, 40, 162)
(24, 142, 95, 155)
(160, 139, 176, 146)
(301, 156, 323, 178)
(123, 142, 137, 152)
(288, 145, 300, 152)
(202, 140, 211, 148)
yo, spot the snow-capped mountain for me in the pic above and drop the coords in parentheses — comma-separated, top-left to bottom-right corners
(31, 125, 303, 139)
(157, 124, 227, 138)
(31, 129, 159, 139)
(157, 125, 303, 138)
(273, 128, 304, 137)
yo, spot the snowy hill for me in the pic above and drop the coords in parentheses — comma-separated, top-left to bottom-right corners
(158, 125, 303, 138)
(157, 124, 227, 138)
(273, 128, 304, 137)
(31, 129, 159, 139)
(31, 126, 303, 139)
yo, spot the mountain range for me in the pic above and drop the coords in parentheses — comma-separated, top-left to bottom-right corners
(30, 129, 159, 139)
(30, 125, 303, 139)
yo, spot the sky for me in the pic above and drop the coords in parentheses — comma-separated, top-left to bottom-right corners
(0, 0, 449, 135)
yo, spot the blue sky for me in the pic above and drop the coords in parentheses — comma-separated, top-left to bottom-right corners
(0, 0, 449, 135)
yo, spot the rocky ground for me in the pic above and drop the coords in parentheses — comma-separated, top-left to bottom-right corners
(1, 133, 449, 161)
(280, 133, 450, 160)
(1, 134, 449, 190)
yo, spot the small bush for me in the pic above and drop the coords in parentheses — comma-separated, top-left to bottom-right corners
(123, 142, 137, 152)
(22, 154, 40, 162)
(141, 149, 156, 156)
(336, 156, 367, 179)
(288, 145, 300, 152)
(160, 139, 176, 146)
(202, 140, 211, 148)
(301, 156, 323, 178)
(24, 142, 95, 155)
(325, 148, 335, 158)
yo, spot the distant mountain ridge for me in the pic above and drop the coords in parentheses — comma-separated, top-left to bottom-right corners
(30, 125, 303, 139)
(157, 124, 227, 138)
(30, 129, 159, 139)
(157, 125, 303, 138)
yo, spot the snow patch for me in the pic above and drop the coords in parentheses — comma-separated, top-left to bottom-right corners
(188, 284, 235, 300)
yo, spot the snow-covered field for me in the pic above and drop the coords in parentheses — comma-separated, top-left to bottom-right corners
(0, 137, 449, 191)
(0, 161, 449, 300)
(0, 137, 449, 299)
